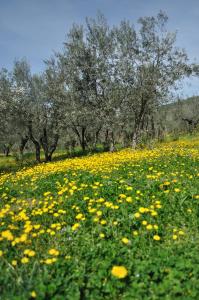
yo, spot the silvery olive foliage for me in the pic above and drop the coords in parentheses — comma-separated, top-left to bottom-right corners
(0, 12, 197, 161)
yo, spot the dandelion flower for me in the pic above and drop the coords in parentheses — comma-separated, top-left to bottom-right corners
(21, 257, 29, 264)
(111, 266, 128, 279)
(30, 291, 37, 298)
(122, 237, 130, 244)
(48, 249, 59, 256)
(153, 235, 161, 241)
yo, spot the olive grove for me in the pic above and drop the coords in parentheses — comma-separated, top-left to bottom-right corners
(0, 12, 198, 161)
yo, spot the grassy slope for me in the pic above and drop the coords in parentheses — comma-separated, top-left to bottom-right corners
(0, 137, 199, 300)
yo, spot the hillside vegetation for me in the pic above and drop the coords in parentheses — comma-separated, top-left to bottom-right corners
(160, 96, 199, 133)
(0, 137, 198, 299)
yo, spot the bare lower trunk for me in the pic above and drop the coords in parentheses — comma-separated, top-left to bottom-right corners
(93, 127, 102, 150)
(109, 131, 116, 152)
(47, 134, 59, 162)
(80, 127, 86, 152)
(72, 125, 87, 152)
(103, 129, 110, 151)
(109, 142, 115, 152)
(40, 128, 59, 162)
(19, 136, 29, 156)
(40, 128, 48, 162)
(4, 145, 10, 156)
(35, 143, 41, 162)
(132, 129, 140, 149)
(132, 133, 138, 148)
(150, 116, 156, 138)
(27, 120, 41, 162)
(132, 98, 147, 148)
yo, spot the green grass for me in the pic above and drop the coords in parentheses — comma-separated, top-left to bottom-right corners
(0, 138, 198, 299)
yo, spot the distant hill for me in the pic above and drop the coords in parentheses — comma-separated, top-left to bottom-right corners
(161, 96, 199, 132)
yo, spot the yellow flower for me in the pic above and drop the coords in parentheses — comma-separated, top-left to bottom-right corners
(132, 231, 138, 236)
(134, 212, 140, 218)
(44, 191, 51, 196)
(153, 235, 161, 241)
(19, 234, 28, 242)
(174, 188, 180, 192)
(119, 194, 126, 199)
(12, 260, 17, 266)
(126, 186, 132, 191)
(1, 230, 14, 241)
(21, 257, 29, 264)
(99, 233, 105, 238)
(48, 249, 59, 256)
(126, 197, 132, 203)
(0, 250, 3, 257)
(111, 266, 128, 279)
(51, 258, 57, 263)
(93, 217, 99, 222)
(24, 249, 36, 257)
(72, 223, 80, 231)
(76, 213, 83, 220)
(44, 258, 53, 265)
(33, 224, 41, 230)
(100, 220, 107, 225)
(65, 255, 71, 260)
(164, 190, 170, 194)
(178, 230, 185, 235)
(122, 237, 130, 244)
(146, 224, 153, 230)
(53, 213, 59, 217)
(28, 250, 36, 257)
(173, 235, 178, 240)
(156, 204, 162, 209)
(30, 291, 37, 298)
(151, 211, 158, 216)
(142, 220, 147, 226)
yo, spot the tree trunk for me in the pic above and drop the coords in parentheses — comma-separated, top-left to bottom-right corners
(71, 124, 87, 152)
(93, 127, 102, 150)
(27, 120, 41, 162)
(19, 136, 29, 156)
(40, 127, 59, 162)
(109, 131, 116, 152)
(103, 129, 110, 151)
(4, 144, 10, 156)
(81, 127, 86, 152)
(35, 143, 41, 162)
(46, 134, 59, 162)
(132, 95, 148, 148)
(132, 131, 139, 148)
(132, 121, 141, 149)
(40, 128, 49, 162)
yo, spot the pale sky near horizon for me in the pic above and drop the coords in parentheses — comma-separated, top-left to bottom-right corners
(0, 0, 199, 97)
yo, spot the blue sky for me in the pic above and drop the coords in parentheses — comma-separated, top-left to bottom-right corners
(0, 0, 199, 97)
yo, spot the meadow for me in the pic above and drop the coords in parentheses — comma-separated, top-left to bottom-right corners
(0, 138, 199, 300)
